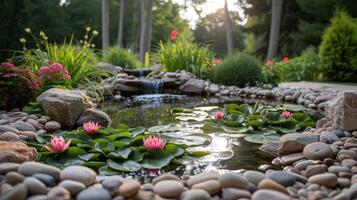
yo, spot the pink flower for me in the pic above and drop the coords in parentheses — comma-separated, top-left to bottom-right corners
(2, 62, 15, 68)
(266, 60, 273, 66)
(170, 29, 178, 41)
(214, 111, 224, 121)
(39, 63, 71, 83)
(83, 121, 101, 134)
(282, 111, 292, 119)
(143, 136, 166, 151)
(44, 136, 71, 153)
(283, 57, 289, 63)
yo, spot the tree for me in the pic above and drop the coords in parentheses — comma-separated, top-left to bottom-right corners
(224, 0, 234, 55)
(267, 0, 283, 60)
(117, 0, 126, 47)
(139, 0, 153, 63)
(102, 0, 109, 52)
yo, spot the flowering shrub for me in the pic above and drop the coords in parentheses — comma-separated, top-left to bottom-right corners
(39, 63, 71, 91)
(0, 62, 40, 110)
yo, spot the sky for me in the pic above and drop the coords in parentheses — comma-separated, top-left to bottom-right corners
(172, 0, 244, 28)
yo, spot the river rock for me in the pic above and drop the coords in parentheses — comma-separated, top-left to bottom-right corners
(0, 183, 27, 200)
(223, 188, 251, 199)
(303, 142, 333, 160)
(18, 162, 61, 181)
(152, 173, 180, 185)
(154, 180, 184, 198)
(191, 180, 221, 195)
(328, 166, 350, 174)
(60, 166, 96, 186)
(218, 173, 248, 189)
(278, 133, 319, 155)
(24, 177, 48, 194)
(0, 125, 19, 133)
(179, 79, 206, 94)
(13, 121, 36, 132)
(76, 108, 112, 127)
(325, 91, 357, 131)
(118, 179, 141, 198)
(0, 132, 19, 141)
(243, 170, 266, 185)
(76, 187, 111, 200)
(0, 141, 37, 163)
(0, 163, 20, 174)
(33, 173, 56, 187)
(266, 171, 296, 186)
(308, 173, 337, 188)
(252, 189, 290, 200)
(27, 195, 47, 200)
(6, 171, 25, 185)
(180, 189, 211, 200)
(305, 164, 326, 178)
(102, 176, 123, 196)
(37, 88, 95, 127)
(280, 153, 305, 165)
(320, 131, 340, 144)
(44, 121, 61, 132)
(187, 171, 219, 187)
(257, 179, 288, 194)
(46, 186, 71, 200)
(58, 180, 86, 196)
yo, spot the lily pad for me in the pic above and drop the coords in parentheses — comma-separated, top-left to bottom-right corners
(107, 147, 132, 159)
(193, 106, 219, 111)
(107, 159, 141, 172)
(222, 126, 253, 134)
(264, 112, 284, 123)
(141, 155, 174, 169)
(244, 134, 280, 144)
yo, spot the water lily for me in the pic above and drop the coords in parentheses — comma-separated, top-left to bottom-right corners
(214, 111, 224, 121)
(83, 121, 101, 134)
(44, 136, 71, 153)
(143, 136, 166, 151)
(282, 111, 292, 119)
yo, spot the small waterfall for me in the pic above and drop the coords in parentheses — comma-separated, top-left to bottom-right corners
(138, 70, 146, 78)
(141, 79, 163, 94)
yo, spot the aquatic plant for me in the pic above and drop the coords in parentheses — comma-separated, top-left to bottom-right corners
(83, 121, 101, 134)
(44, 136, 71, 153)
(213, 111, 224, 121)
(143, 136, 166, 151)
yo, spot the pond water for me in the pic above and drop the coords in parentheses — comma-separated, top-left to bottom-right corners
(99, 94, 301, 180)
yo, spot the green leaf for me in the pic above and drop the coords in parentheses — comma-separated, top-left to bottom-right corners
(82, 161, 106, 168)
(165, 144, 184, 157)
(222, 126, 253, 134)
(171, 107, 192, 114)
(237, 104, 253, 115)
(129, 150, 144, 162)
(94, 138, 114, 154)
(264, 112, 284, 123)
(247, 115, 265, 126)
(298, 121, 316, 130)
(141, 155, 174, 169)
(292, 112, 311, 122)
(202, 122, 223, 132)
(107, 159, 141, 172)
(188, 151, 209, 157)
(107, 147, 132, 159)
(106, 132, 131, 141)
(130, 127, 145, 137)
(65, 147, 87, 158)
(130, 135, 144, 146)
(79, 153, 100, 161)
(99, 165, 120, 176)
(279, 120, 299, 133)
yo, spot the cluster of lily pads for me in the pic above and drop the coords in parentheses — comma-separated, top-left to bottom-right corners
(27, 123, 207, 175)
(171, 103, 318, 144)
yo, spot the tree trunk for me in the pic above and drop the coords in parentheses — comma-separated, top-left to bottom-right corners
(224, 0, 234, 55)
(102, 0, 109, 52)
(267, 0, 283, 60)
(117, 0, 126, 47)
(139, 0, 153, 63)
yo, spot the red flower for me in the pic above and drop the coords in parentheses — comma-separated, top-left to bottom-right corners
(212, 59, 221, 65)
(283, 57, 289, 63)
(1, 62, 15, 68)
(170, 29, 178, 41)
(266, 60, 273, 66)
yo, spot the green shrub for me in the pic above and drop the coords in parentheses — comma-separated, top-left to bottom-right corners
(319, 10, 357, 82)
(104, 47, 141, 69)
(275, 47, 322, 82)
(213, 53, 261, 87)
(157, 39, 215, 79)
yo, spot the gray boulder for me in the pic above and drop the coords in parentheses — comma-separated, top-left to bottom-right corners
(325, 91, 357, 131)
(179, 79, 206, 94)
(77, 108, 111, 128)
(278, 133, 319, 155)
(37, 89, 95, 127)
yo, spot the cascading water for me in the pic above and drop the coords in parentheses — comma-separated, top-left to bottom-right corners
(140, 79, 164, 94)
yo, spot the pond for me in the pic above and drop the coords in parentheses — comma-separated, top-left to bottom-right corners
(99, 94, 319, 180)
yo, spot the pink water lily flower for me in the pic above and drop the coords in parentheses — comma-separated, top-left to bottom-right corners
(44, 136, 71, 153)
(214, 111, 224, 121)
(83, 121, 101, 134)
(143, 136, 166, 151)
(282, 111, 293, 119)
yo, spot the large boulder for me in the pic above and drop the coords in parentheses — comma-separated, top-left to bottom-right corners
(97, 62, 123, 74)
(37, 89, 95, 127)
(278, 133, 319, 155)
(77, 108, 112, 127)
(325, 91, 357, 131)
(179, 79, 206, 94)
(0, 141, 37, 163)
